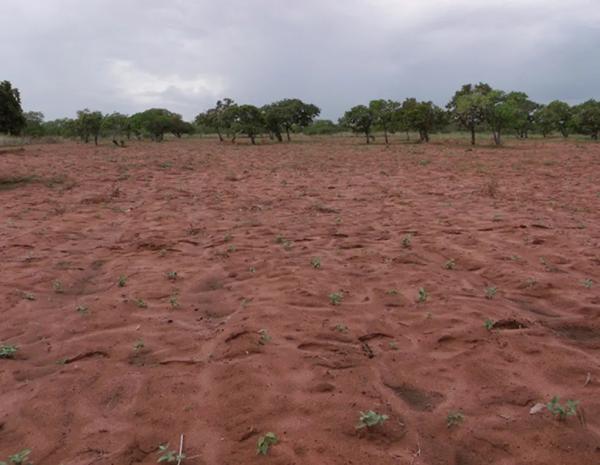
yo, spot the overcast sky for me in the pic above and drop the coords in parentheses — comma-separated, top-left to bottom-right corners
(2, 0, 599, 121)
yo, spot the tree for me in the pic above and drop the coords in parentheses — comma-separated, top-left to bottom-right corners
(102, 112, 130, 145)
(402, 98, 446, 143)
(262, 99, 320, 142)
(303, 119, 341, 135)
(339, 105, 374, 143)
(261, 102, 286, 142)
(447, 82, 492, 145)
(369, 99, 400, 144)
(130, 108, 184, 141)
(573, 100, 600, 140)
(545, 100, 573, 137)
(507, 92, 538, 138)
(485, 90, 518, 145)
(42, 118, 78, 138)
(23, 111, 45, 137)
(195, 98, 236, 142)
(76, 109, 103, 145)
(225, 104, 264, 144)
(0, 80, 26, 135)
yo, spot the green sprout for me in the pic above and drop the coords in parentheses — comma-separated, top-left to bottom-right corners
(118, 275, 127, 287)
(311, 257, 322, 269)
(157, 443, 185, 463)
(447, 412, 464, 428)
(356, 410, 389, 429)
(484, 319, 495, 331)
(256, 432, 278, 455)
(547, 396, 579, 421)
(329, 292, 343, 306)
(417, 287, 428, 303)
(485, 286, 497, 300)
(0, 345, 18, 359)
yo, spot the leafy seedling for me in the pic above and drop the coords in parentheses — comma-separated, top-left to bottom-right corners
(166, 271, 178, 281)
(133, 340, 145, 351)
(582, 278, 593, 289)
(417, 287, 428, 303)
(311, 257, 322, 269)
(258, 329, 271, 345)
(22, 292, 35, 301)
(484, 319, 495, 331)
(334, 324, 348, 333)
(447, 412, 464, 428)
(52, 280, 64, 293)
(118, 275, 127, 287)
(485, 286, 497, 300)
(135, 298, 147, 309)
(401, 234, 412, 248)
(444, 259, 456, 270)
(385, 289, 399, 296)
(157, 443, 185, 463)
(329, 292, 343, 306)
(356, 410, 389, 429)
(547, 396, 579, 421)
(169, 294, 180, 309)
(0, 345, 18, 359)
(76, 305, 89, 315)
(1, 449, 32, 465)
(256, 432, 278, 455)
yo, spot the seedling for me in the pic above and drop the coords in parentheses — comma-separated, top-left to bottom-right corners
(311, 257, 322, 269)
(227, 245, 237, 253)
(484, 286, 497, 300)
(258, 329, 271, 345)
(417, 287, 428, 303)
(118, 275, 127, 287)
(334, 324, 348, 333)
(22, 292, 35, 301)
(52, 280, 64, 293)
(546, 396, 579, 421)
(444, 259, 456, 270)
(135, 298, 148, 309)
(582, 278, 593, 289)
(446, 412, 464, 428)
(275, 235, 285, 244)
(157, 443, 185, 463)
(356, 410, 389, 429)
(248, 266, 256, 273)
(224, 233, 233, 242)
(133, 340, 145, 351)
(76, 305, 89, 315)
(389, 341, 399, 350)
(484, 319, 495, 331)
(401, 234, 412, 248)
(385, 289, 399, 296)
(169, 294, 180, 309)
(1, 449, 32, 465)
(256, 432, 278, 455)
(0, 345, 18, 359)
(166, 271, 178, 281)
(329, 292, 343, 306)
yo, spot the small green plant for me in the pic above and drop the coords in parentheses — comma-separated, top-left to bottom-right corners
(484, 319, 495, 331)
(401, 234, 412, 248)
(169, 294, 180, 309)
(275, 235, 285, 244)
(417, 287, 428, 303)
(133, 340, 145, 351)
(157, 443, 185, 463)
(227, 245, 237, 253)
(444, 259, 456, 270)
(0, 345, 18, 359)
(0, 449, 32, 465)
(52, 280, 64, 293)
(166, 271, 178, 281)
(224, 233, 233, 242)
(329, 292, 343, 306)
(388, 341, 399, 350)
(582, 278, 593, 289)
(76, 305, 89, 315)
(118, 275, 127, 287)
(258, 329, 271, 345)
(135, 298, 147, 309)
(484, 286, 497, 300)
(22, 292, 35, 301)
(385, 289, 399, 296)
(334, 324, 348, 333)
(256, 432, 278, 455)
(356, 410, 389, 429)
(546, 396, 579, 421)
(446, 412, 464, 428)
(310, 257, 322, 269)
(248, 266, 256, 273)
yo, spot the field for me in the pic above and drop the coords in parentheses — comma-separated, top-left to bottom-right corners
(1, 138, 600, 465)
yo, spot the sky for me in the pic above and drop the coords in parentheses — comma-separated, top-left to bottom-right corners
(2, 0, 599, 121)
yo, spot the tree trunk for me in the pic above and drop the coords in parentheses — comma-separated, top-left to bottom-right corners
(470, 127, 476, 145)
(493, 131, 501, 146)
(286, 127, 291, 142)
(275, 131, 282, 143)
(250, 135, 256, 145)
(405, 131, 410, 141)
(217, 128, 224, 142)
(365, 131, 370, 144)
(384, 129, 389, 145)
(94, 135, 98, 146)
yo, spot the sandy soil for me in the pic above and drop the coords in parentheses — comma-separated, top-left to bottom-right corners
(1, 138, 600, 465)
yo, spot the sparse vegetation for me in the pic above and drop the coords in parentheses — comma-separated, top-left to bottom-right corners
(547, 396, 579, 421)
(135, 298, 148, 309)
(310, 257, 322, 269)
(582, 278, 593, 289)
(0, 449, 32, 465)
(356, 410, 389, 429)
(166, 271, 178, 281)
(258, 329, 271, 345)
(417, 287, 428, 303)
(484, 319, 495, 331)
(329, 292, 343, 305)
(76, 305, 89, 315)
(485, 286, 497, 299)
(52, 280, 64, 293)
(157, 443, 185, 463)
(133, 340, 145, 351)
(256, 432, 278, 455)
(447, 412, 465, 428)
(0, 345, 18, 359)
(118, 275, 127, 287)
(401, 234, 412, 248)
(444, 259, 456, 270)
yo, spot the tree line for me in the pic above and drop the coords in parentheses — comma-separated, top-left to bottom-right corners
(2, 79, 600, 145)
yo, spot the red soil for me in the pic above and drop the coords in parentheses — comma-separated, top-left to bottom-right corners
(1, 138, 599, 465)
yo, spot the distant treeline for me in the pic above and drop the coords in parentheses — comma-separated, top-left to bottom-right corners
(1, 80, 600, 145)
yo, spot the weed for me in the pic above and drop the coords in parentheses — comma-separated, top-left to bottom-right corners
(258, 329, 271, 345)
(547, 396, 579, 421)
(444, 259, 456, 270)
(76, 305, 89, 315)
(388, 341, 399, 350)
(310, 257, 322, 269)
(256, 432, 278, 455)
(484, 319, 495, 331)
(166, 271, 178, 281)
(133, 340, 145, 351)
(484, 286, 497, 300)
(248, 266, 256, 273)
(0, 345, 18, 359)
(582, 278, 593, 289)
(275, 235, 285, 244)
(0, 449, 32, 465)
(135, 298, 147, 309)
(157, 443, 185, 463)
(385, 289, 399, 296)
(52, 280, 64, 293)
(118, 275, 127, 287)
(169, 294, 180, 309)
(401, 234, 412, 248)
(329, 292, 343, 306)
(417, 287, 428, 303)
(334, 324, 348, 333)
(224, 233, 233, 242)
(22, 292, 35, 301)
(356, 410, 389, 429)
(446, 412, 464, 428)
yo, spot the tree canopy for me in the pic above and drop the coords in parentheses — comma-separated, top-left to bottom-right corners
(0, 80, 26, 135)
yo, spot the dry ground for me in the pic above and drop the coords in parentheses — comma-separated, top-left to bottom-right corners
(1, 138, 600, 465)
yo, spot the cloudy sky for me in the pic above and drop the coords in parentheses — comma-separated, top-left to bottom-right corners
(2, 0, 599, 121)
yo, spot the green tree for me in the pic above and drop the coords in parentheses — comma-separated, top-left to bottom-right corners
(339, 105, 374, 143)
(402, 98, 446, 143)
(573, 100, 600, 140)
(130, 108, 184, 141)
(102, 112, 131, 145)
(76, 109, 103, 145)
(195, 98, 236, 142)
(533, 105, 554, 137)
(23, 111, 45, 137)
(43, 118, 78, 138)
(0, 80, 26, 135)
(485, 90, 519, 145)
(225, 104, 264, 144)
(545, 100, 573, 137)
(262, 99, 320, 142)
(303, 119, 341, 135)
(369, 99, 400, 144)
(507, 92, 538, 138)
(447, 82, 492, 145)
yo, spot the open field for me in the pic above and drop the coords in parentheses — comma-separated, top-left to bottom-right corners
(1, 138, 600, 465)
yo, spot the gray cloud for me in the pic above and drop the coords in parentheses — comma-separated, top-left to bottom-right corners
(2, 0, 599, 120)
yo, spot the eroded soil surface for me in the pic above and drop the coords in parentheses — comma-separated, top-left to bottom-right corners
(1, 138, 600, 465)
